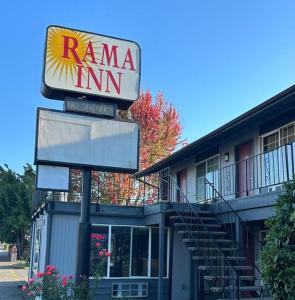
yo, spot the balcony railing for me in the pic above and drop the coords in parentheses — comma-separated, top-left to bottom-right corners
(203, 142, 295, 201)
(32, 172, 160, 210)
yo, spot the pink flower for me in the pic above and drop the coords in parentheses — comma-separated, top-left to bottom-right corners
(28, 278, 34, 284)
(21, 285, 27, 291)
(96, 242, 101, 247)
(105, 251, 111, 257)
(61, 276, 67, 287)
(68, 275, 73, 280)
(98, 251, 104, 257)
(37, 272, 44, 278)
(47, 271, 52, 276)
(46, 265, 56, 271)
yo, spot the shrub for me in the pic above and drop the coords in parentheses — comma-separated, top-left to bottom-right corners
(22, 265, 85, 300)
(261, 178, 295, 300)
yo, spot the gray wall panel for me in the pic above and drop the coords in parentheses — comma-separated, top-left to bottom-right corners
(50, 214, 79, 276)
(171, 232, 190, 300)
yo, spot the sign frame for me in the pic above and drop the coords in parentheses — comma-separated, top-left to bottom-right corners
(36, 165, 70, 192)
(34, 107, 140, 173)
(41, 25, 141, 110)
(64, 97, 117, 118)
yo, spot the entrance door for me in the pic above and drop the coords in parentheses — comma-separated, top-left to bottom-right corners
(176, 169, 187, 202)
(236, 142, 253, 197)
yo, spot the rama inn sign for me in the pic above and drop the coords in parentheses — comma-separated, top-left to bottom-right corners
(42, 25, 141, 109)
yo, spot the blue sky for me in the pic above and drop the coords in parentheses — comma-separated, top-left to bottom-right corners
(1, 1, 295, 173)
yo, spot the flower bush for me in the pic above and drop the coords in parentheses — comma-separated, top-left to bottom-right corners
(22, 242, 111, 299)
(22, 265, 74, 299)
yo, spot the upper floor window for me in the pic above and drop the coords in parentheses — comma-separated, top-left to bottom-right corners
(196, 155, 219, 201)
(262, 121, 295, 152)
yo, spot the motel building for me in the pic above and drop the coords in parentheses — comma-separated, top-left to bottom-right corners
(30, 84, 295, 300)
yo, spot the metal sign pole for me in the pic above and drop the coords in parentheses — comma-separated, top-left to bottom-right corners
(75, 168, 92, 283)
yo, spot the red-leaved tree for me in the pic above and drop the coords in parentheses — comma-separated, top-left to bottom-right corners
(68, 90, 184, 205)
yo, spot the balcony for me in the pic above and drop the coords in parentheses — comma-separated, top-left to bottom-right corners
(32, 172, 161, 210)
(202, 142, 295, 202)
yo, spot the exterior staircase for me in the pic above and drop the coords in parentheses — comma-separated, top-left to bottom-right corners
(164, 172, 272, 300)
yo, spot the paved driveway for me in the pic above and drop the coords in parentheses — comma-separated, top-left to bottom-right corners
(0, 249, 28, 299)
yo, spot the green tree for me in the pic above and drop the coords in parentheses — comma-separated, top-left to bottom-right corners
(0, 164, 35, 257)
(261, 177, 295, 300)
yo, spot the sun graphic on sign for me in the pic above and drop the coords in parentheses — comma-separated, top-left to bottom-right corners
(46, 27, 93, 82)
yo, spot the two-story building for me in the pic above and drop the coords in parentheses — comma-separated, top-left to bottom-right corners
(30, 85, 295, 300)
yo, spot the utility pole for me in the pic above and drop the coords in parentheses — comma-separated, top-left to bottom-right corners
(75, 168, 92, 283)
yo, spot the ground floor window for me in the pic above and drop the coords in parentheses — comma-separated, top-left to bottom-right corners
(32, 221, 42, 274)
(91, 225, 169, 278)
(90, 225, 109, 277)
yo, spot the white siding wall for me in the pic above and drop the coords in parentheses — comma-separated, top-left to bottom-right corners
(219, 126, 260, 199)
(220, 127, 260, 169)
(170, 157, 196, 202)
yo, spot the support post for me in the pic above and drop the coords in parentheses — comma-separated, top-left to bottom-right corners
(235, 218, 243, 252)
(158, 213, 165, 300)
(75, 168, 92, 283)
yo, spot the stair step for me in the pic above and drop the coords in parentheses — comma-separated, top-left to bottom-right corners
(193, 256, 245, 261)
(211, 285, 261, 293)
(178, 230, 227, 235)
(198, 265, 254, 271)
(183, 238, 233, 244)
(204, 275, 255, 281)
(188, 246, 238, 252)
(173, 222, 222, 228)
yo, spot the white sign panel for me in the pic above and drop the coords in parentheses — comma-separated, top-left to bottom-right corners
(37, 165, 70, 191)
(35, 109, 139, 172)
(42, 26, 141, 109)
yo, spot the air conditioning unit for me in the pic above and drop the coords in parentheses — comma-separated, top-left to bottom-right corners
(112, 283, 148, 298)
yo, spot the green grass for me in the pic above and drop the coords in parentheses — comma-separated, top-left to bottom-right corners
(14, 260, 29, 269)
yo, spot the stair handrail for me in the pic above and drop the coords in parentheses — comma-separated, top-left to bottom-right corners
(205, 178, 262, 276)
(167, 174, 244, 299)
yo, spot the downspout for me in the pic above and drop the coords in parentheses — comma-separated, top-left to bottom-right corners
(158, 213, 165, 300)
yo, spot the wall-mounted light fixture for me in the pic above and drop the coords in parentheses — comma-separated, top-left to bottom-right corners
(224, 152, 229, 162)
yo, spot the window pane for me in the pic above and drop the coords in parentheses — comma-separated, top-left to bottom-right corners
(131, 228, 149, 276)
(90, 226, 109, 277)
(263, 132, 279, 152)
(110, 227, 131, 277)
(33, 227, 41, 273)
(151, 227, 168, 277)
(280, 123, 295, 145)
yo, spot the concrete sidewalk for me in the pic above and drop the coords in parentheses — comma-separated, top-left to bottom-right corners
(0, 249, 28, 299)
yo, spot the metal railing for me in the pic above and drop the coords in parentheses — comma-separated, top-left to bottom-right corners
(166, 173, 248, 299)
(32, 172, 160, 210)
(201, 142, 295, 201)
(205, 178, 262, 269)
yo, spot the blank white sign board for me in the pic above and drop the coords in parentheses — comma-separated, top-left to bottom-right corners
(35, 109, 139, 172)
(37, 165, 70, 191)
